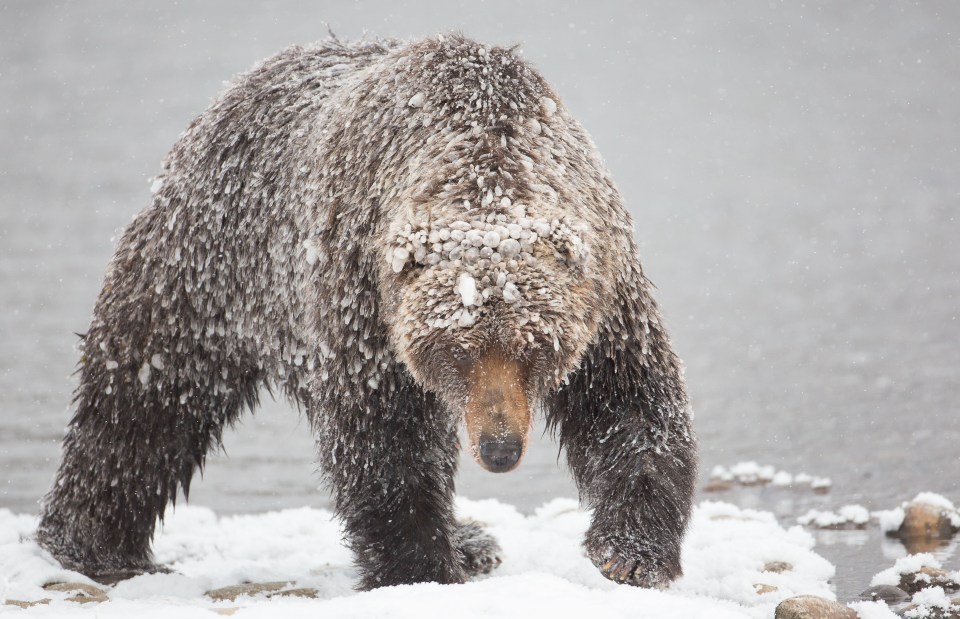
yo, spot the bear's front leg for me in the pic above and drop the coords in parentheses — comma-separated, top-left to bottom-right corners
(577, 436, 696, 588)
(546, 271, 698, 588)
(314, 374, 469, 589)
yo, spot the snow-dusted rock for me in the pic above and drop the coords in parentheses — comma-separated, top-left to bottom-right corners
(774, 595, 857, 619)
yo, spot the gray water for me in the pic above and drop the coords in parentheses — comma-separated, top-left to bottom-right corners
(1, 0, 958, 603)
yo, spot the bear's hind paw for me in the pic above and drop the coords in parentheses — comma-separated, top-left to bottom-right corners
(454, 520, 502, 577)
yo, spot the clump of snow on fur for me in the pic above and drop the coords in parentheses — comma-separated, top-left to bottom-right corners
(541, 96, 557, 116)
(0, 500, 836, 618)
(386, 212, 589, 329)
(457, 272, 479, 307)
(870, 553, 942, 587)
(797, 505, 870, 528)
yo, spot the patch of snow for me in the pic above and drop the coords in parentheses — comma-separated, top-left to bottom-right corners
(910, 586, 952, 610)
(911, 493, 957, 512)
(847, 600, 900, 619)
(0, 499, 837, 618)
(710, 462, 831, 490)
(874, 506, 906, 533)
(797, 505, 869, 528)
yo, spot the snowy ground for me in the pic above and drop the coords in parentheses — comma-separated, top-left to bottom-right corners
(1, 497, 882, 618)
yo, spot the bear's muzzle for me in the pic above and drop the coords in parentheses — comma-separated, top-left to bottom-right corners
(463, 351, 531, 473)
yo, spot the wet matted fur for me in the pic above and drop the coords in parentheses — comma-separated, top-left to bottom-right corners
(37, 34, 697, 590)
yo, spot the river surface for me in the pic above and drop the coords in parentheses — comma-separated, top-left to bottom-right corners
(1, 0, 958, 603)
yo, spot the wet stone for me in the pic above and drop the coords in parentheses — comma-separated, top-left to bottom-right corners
(775, 595, 857, 619)
(859, 584, 911, 605)
(754, 583, 779, 594)
(898, 566, 960, 595)
(895, 502, 960, 542)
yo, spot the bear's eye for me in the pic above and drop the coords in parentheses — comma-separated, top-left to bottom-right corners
(450, 346, 472, 375)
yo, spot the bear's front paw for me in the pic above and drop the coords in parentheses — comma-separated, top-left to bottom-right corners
(587, 540, 681, 588)
(454, 520, 502, 577)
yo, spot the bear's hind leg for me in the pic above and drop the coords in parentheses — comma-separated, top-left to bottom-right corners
(37, 323, 261, 580)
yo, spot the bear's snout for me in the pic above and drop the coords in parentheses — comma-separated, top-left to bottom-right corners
(478, 435, 523, 472)
(463, 351, 531, 473)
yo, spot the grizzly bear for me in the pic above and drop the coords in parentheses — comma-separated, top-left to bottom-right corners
(37, 34, 697, 590)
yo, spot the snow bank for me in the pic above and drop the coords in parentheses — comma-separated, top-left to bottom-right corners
(1, 498, 839, 618)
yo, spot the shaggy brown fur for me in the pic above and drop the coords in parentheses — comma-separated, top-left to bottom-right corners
(37, 34, 696, 590)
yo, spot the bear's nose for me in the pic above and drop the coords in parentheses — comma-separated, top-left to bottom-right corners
(478, 436, 522, 473)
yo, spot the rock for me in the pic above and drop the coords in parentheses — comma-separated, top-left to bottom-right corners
(205, 581, 290, 601)
(65, 594, 109, 604)
(703, 479, 734, 492)
(5, 599, 51, 608)
(43, 582, 109, 604)
(43, 582, 107, 598)
(763, 561, 795, 574)
(775, 595, 858, 619)
(859, 584, 911, 605)
(895, 501, 960, 541)
(269, 587, 318, 599)
(899, 567, 960, 595)
(755, 583, 779, 594)
(211, 609, 240, 616)
(897, 602, 960, 618)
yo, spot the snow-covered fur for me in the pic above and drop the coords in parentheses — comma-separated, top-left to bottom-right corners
(37, 34, 697, 590)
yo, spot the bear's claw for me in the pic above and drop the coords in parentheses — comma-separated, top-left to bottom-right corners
(454, 520, 502, 577)
(593, 551, 676, 589)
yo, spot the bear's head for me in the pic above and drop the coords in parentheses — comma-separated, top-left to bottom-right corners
(383, 206, 606, 472)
